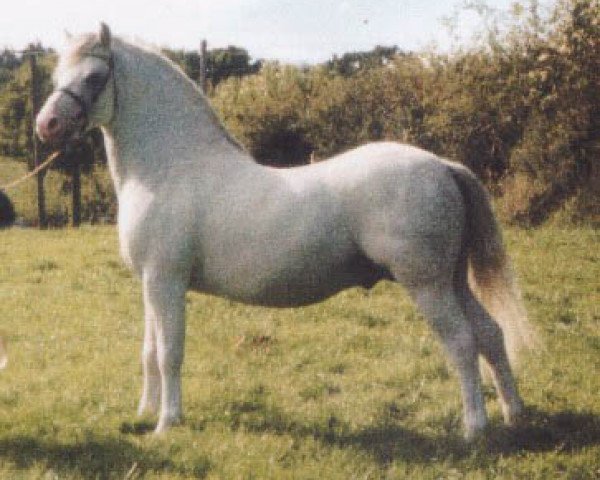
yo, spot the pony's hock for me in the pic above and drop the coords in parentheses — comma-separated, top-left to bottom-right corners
(37, 24, 535, 440)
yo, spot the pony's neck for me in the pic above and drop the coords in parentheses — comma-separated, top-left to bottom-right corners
(101, 39, 248, 191)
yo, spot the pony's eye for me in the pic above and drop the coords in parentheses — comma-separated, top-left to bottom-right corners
(84, 72, 104, 87)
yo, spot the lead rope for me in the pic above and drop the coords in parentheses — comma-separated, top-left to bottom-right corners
(0, 150, 62, 191)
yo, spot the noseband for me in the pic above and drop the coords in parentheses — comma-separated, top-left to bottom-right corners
(58, 52, 117, 126)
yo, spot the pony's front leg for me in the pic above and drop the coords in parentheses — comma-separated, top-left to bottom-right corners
(137, 310, 160, 417)
(142, 269, 187, 433)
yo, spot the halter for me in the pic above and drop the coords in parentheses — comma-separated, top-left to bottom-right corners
(58, 51, 117, 127)
(2, 55, 115, 191)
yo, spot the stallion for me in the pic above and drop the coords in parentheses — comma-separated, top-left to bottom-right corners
(36, 24, 535, 439)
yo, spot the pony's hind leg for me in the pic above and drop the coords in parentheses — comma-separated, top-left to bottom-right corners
(462, 287, 524, 425)
(409, 282, 488, 440)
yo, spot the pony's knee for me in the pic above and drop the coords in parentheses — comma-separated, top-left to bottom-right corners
(157, 345, 184, 376)
(445, 330, 479, 370)
(142, 343, 159, 371)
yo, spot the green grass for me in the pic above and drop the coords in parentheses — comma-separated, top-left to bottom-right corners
(0, 226, 598, 479)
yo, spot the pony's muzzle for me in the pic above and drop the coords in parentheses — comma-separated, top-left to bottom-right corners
(36, 92, 85, 145)
(36, 115, 64, 143)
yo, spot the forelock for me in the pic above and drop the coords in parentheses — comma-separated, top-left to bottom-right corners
(54, 33, 112, 85)
(58, 33, 106, 69)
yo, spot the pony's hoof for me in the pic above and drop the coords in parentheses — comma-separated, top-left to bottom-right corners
(502, 400, 525, 426)
(464, 429, 486, 443)
(463, 421, 489, 443)
(137, 401, 159, 418)
(120, 421, 155, 435)
(154, 415, 183, 434)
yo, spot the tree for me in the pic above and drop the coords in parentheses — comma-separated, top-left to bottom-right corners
(164, 45, 261, 88)
(326, 46, 401, 76)
(0, 47, 54, 159)
(205, 46, 261, 87)
(0, 49, 21, 88)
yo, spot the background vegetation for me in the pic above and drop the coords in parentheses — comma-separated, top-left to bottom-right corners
(0, 0, 597, 227)
(211, 0, 598, 226)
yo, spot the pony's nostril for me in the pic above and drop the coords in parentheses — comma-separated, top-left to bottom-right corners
(47, 117, 58, 131)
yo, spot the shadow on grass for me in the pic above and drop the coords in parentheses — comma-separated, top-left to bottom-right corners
(217, 397, 600, 464)
(215, 396, 467, 463)
(485, 406, 600, 455)
(0, 434, 211, 479)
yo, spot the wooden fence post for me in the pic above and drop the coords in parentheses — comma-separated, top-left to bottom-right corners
(28, 53, 47, 229)
(71, 155, 81, 227)
(199, 39, 208, 93)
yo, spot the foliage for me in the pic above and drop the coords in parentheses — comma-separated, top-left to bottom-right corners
(0, 49, 21, 89)
(326, 45, 401, 77)
(0, 225, 598, 478)
(164, 45, 261, 88)
(0, 47, 54, 159)
(212, 55, 430, 166)
(212, 63, 314, 165)
(506, 0, 599, 224)
(210, 0, 599, 224)
(206, 46, 262, 87)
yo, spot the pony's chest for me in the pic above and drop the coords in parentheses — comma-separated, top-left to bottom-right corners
(117, 181, 155, 273)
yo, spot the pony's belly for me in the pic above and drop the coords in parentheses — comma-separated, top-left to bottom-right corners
(239, 275, 352, 307)
(190, 253, 393, 308)
(190, 275, 348, 307)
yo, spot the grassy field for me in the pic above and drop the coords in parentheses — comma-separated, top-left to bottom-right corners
(0, 225, 598, 479)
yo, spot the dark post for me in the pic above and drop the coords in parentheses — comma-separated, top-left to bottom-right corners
(70, 143, 82, 227)
(72, 162, 81, 227)
(29, 53, 47, 229)
(199, 39, 208, 93)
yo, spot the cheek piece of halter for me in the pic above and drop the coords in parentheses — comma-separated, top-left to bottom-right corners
(57, 52, 116, 131)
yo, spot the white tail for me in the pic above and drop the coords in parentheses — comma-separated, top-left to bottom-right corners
(449, 163, 538, 366)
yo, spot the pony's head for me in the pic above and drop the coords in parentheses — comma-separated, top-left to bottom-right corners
(36, 23, 116, 146)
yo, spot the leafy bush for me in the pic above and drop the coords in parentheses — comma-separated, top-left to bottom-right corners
(210, 0, 598, 225)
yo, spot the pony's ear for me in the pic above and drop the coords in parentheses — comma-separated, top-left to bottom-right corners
(99, 22, 111, 48)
